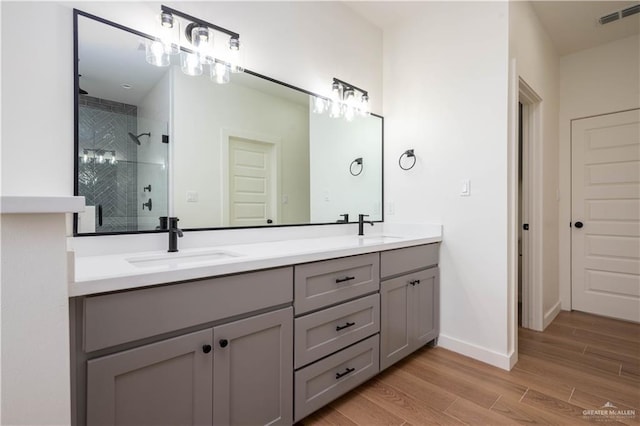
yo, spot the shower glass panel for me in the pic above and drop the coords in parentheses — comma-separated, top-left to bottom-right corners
(77, 95, 168, 233)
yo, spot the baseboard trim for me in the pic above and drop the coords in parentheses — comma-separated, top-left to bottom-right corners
(543, 301, 562, 330)
(438, 334, 516, 371)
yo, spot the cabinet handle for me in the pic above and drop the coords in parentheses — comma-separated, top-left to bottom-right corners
(202, 344, 212, 354)
(335, 367, 355, 379)
(336, 321, 356, 331)
(409, 279, 421, 286)
(219, 339, 229, 348)
(336, 276, 355, 284)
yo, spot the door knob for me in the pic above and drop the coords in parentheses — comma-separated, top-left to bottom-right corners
(202, 344, 212, 354)
(574, 221, 584, 229)
(219, 339, 228, 348)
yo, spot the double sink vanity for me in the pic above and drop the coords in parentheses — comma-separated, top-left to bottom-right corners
(70, 6, 440, 425)
(69, 224, 441, 425)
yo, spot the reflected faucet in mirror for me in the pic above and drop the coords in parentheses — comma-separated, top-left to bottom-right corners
(337, 214, 349, 223)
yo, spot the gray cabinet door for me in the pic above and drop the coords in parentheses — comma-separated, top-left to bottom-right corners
(380, 266, 440, 371)
(413, 267, 439, 347)
(380, 274, 412, 371)
(213, 307, 293, 426)
(87, 329, 213, 426)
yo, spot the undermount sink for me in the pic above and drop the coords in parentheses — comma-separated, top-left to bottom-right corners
(127, 249, 242, 268)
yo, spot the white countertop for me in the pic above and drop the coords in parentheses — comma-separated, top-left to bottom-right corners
(0, 195, 85, 213)
(70, 224, 442, 297)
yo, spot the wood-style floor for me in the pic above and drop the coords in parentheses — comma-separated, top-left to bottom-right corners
(299, 311, 640, 425)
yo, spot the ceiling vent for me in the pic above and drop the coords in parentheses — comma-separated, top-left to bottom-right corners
(599, 11, 620, 25)
(621, 4, 640, 18)
(599, 3, 640, 25)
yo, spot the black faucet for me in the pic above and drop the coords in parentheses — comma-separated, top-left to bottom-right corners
(168, 217, 183, 252)
(337, 213, 349, 223)
(358, 214, 374, 236)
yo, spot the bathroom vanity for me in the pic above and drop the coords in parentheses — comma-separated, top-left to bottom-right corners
(69, 229, 441, 425)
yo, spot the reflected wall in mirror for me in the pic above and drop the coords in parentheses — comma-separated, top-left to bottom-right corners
(74, 9, 383, 235)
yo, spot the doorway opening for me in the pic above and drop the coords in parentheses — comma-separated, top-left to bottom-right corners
(518, 78, 542, 330)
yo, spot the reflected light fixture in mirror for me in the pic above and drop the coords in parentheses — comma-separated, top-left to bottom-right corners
(314, 78, 370, 121)
(146, 5, 244, 84)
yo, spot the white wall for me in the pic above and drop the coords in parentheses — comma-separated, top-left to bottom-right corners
(0, 1, 382, 423)
(137, 71, 170, 230)
(383, 2, 512, 368)
(309, 108, 383, 222)
(509, 1, 561, 329)
(558, 35, 640, 309)
(173, 70, 310, 228)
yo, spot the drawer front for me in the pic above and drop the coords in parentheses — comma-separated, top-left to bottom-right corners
(84, 267, 293, 352)
(294, 253, 379, 314)
(294, 334, 379, 422)
(295, 294, 379, 368)
(380, 243, 439, 279)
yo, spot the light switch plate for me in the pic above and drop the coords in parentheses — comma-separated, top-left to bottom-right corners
(186, 191, 199, 202)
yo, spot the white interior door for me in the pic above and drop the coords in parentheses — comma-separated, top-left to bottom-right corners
(228, 137, 276, 227)
(571, 109, 640, 322)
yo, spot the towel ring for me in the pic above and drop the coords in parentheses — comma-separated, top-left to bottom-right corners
(350, 157, 363, 176)
(399, 149, 416, 171)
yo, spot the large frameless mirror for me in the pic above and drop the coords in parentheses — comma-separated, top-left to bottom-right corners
(74, 9, 383, 235)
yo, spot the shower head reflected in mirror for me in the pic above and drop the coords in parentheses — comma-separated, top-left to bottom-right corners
(128, 132, 151, 145)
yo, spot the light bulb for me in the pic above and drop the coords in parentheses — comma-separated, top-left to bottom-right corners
(145, 39, 170, 67)
(331, 82, 341, 101)
(191, 26, 210, 50)
(97, 152, 104, 164)
(312, 96, 326, 114)
(329, 100, 341, 118)
(110, 151, 117, 165)
(344, 88, 355, 106)
(210, 62, 230, 84)
(181, 51, 203, 76)
(360, 94, 370, 116)
(344, 105, 355, 122)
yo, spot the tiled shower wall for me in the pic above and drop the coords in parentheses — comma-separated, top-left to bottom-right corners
(78, 95, 138, 232)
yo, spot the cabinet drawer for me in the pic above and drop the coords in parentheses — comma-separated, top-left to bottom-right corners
(84, 267, 293, 352)
(294, 334, 379, 422)
(380, 244, 439, 278)
(294, 253, 379, 314)
(295, 294, 379, 368)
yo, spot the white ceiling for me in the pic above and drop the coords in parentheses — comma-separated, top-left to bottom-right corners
(345, 1, 640, 56)
(531, 1, 640, 55)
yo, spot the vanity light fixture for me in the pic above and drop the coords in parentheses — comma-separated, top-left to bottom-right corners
(313, 78, 370, 121)
(81, 149, 117, 165)
(146, 5, 244, 84)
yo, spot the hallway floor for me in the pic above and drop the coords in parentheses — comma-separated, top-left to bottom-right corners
(300, 310, 640, 425)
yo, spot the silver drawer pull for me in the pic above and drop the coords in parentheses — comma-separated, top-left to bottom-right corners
(336, 321, 356, 331)
(335, 367, 355, 379)
(336, 276, 355, 284)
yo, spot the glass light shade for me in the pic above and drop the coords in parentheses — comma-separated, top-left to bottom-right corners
(344, 105, 355, 122)
(329, 100, 342, 118)
(360, 94, 370, 116)
(145, 39, 170, 67)
(344, 88, 355, 106)
(157, 13, 180, 55)
(312, 96, 326, 114)
(191, 26, 212, 51)
(181, 51, 203, 76)
(228, 38, 244, 73)
(331, 82, 342, 101)
(210, 61, 230, 84)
